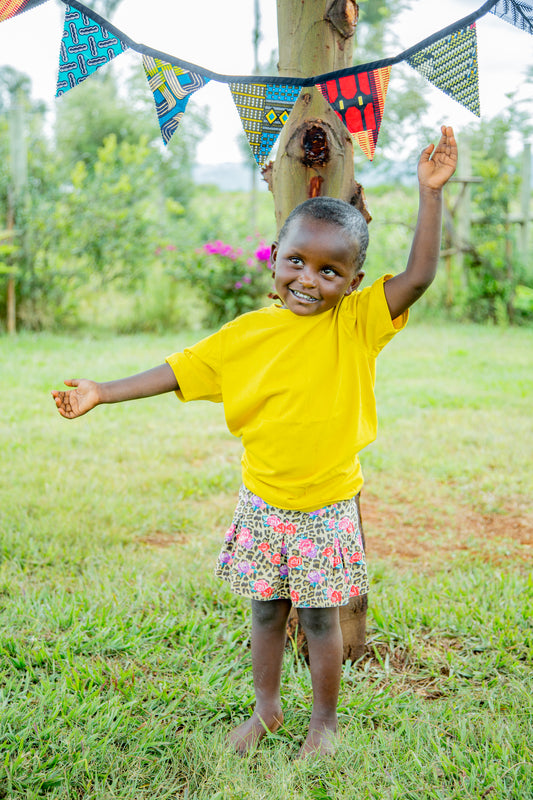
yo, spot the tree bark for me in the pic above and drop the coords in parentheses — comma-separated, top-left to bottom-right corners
(265, 0, 371, 232)
(270, 0, 368, 663)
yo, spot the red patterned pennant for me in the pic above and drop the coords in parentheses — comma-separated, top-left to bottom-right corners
(1, 0, 44, 22)
(317, 66, 391, 160)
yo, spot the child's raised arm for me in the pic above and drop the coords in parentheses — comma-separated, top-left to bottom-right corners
(383, 125, 457, 320)
(52, 364, 179, 419)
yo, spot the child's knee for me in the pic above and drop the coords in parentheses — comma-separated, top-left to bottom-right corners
(252, 598, 291, 629)
(297, 607, 340, 640)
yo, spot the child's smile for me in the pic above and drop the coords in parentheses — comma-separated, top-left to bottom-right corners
(271, 217, 364, 316)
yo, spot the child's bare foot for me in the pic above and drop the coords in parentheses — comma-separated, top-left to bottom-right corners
(228, 709, 283, 755)
(298, 716, 337, 759)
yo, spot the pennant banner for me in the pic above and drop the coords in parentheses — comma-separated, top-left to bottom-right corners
(56, 5, 128, 96)
(490, 0, 533, 33)
(229, 82, 302, 167)
(143, 56, 209, 145)
(6, 0, 528, 163)
(317, 67, 391, 161)
(0, 0, 46, 23)
(406, 23, 480, 116)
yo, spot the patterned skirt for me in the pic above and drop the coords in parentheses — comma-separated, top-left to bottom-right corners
(215, 486, 369, 608)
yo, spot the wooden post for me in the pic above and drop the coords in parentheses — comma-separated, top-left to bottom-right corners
(6, 86, 27, 335)
(270, 1, 369, 663)
(521, 142, 531, 261)
(456, 137, 472, 284)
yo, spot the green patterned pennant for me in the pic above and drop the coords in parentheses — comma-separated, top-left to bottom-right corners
(407, 23, 480, 116)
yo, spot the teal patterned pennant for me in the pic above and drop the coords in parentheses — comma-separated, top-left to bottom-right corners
(56, 5, 128, 96)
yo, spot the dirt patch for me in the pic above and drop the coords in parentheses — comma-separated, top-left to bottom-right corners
(360, 492, 532, 567)
(137, 530, 189, 548)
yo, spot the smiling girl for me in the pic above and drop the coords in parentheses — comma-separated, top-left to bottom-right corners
(53, 125, 457, 759)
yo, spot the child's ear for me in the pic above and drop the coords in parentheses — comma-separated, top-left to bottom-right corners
(270, 242, 278, 275)
(345, 271, 365, 295)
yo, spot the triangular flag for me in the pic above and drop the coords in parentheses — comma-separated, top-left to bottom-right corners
(406, 23, 480, 116)
(143, 56, 209, 145)
(229, 82, 302, 167)
(317, 67, 391, 161)
(56, 6, 128, 96)
(490, 0, 533, 34)
(1, 0, 47, 22)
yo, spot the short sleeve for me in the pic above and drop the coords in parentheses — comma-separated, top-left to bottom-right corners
(166, 329, 224, 403)
(353, 274, 408, 357)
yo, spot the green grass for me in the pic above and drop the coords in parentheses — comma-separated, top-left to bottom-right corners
(0, 323, 532, 799)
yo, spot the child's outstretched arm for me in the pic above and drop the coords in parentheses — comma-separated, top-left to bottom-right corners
(52, 364, 179, 419)
(384, 125, 457, 320)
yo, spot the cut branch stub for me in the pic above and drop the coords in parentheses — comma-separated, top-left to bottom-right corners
(326, 0, 359, 39)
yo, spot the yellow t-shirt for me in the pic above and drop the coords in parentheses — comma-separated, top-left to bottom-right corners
(166, 275, 407, 511)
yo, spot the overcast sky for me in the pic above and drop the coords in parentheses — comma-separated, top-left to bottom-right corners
(0, 0, 531, 163)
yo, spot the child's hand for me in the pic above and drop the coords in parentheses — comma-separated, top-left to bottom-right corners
(52, 379, 100, 419)
(418, 125, 457, 190)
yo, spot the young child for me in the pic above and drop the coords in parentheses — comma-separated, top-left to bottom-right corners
(53, 125, 457, 759)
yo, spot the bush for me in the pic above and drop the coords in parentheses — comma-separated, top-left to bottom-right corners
(188, 237, 273, 325)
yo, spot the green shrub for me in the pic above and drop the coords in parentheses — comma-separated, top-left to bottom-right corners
(187, 237, 273, 325)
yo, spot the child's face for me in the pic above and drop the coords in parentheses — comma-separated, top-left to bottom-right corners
(271, 216, 364, 316)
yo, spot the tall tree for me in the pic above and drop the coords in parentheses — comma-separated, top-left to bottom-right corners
(269, 0, 407, 661)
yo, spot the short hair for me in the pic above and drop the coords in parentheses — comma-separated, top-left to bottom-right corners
(278, 197, 369, 270)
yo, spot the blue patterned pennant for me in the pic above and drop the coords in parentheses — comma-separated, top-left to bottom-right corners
(143, 56, 209, 145)
(406, 23, 480, 116)
(490, 0, 533, 34)
(56, 5, 128, 96)
(229, 82, 302, 167)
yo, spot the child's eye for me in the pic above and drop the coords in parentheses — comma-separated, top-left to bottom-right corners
(321, 267, 337, 277)
(289, 256, 303, 265)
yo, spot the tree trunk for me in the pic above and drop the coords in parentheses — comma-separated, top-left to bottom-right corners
(264, 0, 371, 230)
(269, 0, 369, 663)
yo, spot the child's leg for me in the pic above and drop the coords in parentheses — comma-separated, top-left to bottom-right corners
(297, 606, 343, 757)
(229, 597, 292, 754)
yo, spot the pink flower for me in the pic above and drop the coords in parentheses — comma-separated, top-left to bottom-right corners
(255, 246, 271, 262)
(254, 579, 270, 593)
(270, 552, 281, 565)
(236, 528, 253, 548)
(328, 589, 342, 604)
(166, 244, 177, 251)
(288, 556, 303, 569)
(322, 547, 334, 559)
(338, 517, 354, 533)
(258, 542, 270, 552)
(234, 281, 243, 289)
(290, 589, 300, 603)
(349, 585, 360, 597)
(243, 275, 251, 284)
(266, 515, 281, 527)
(349, 551, 363, 563)
(298, 538, 317, 557)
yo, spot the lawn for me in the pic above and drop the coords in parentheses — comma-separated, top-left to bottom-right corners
(0, 322, 531, 799)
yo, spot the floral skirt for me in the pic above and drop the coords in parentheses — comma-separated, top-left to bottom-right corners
(215, 486, 368, 608)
